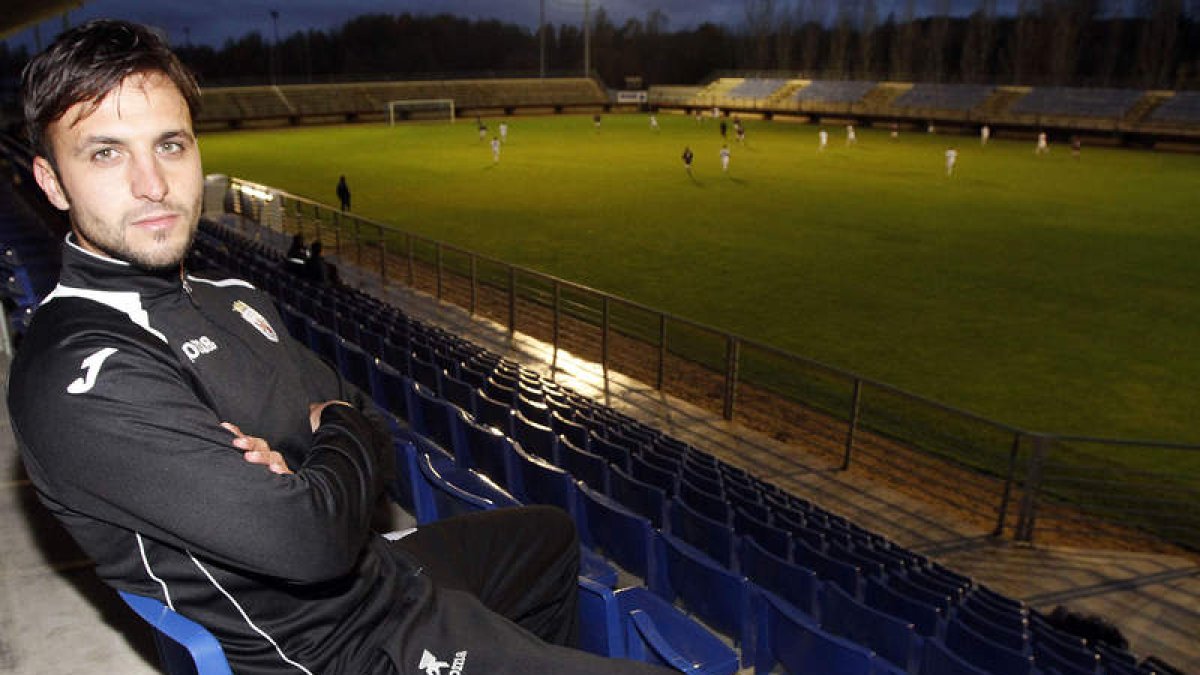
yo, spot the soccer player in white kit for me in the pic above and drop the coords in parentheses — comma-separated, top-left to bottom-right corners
(846, 124, 856, 145)
(720, 144, 731, 172)
(980, 124, 990, 145)
(650, 114, 659, 131)
(1036, 132, 1049, 154)
(499, 121, 508, 142)
(945, 147, 958, 176)
(818, 128, 829, 151)
(491, 136, 501, 163)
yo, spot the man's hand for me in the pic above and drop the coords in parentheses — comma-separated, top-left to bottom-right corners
(221, 422, 292, 475)
(309, 400, 353, 433)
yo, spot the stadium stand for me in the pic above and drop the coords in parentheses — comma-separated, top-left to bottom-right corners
(1008, 86, 1145, 118)
(1149, 91, 1200, 124)
(792, 80, 878, 105)
(891, 84, 995, 111)
(195, 78, 607, 128)
(726, 78, 789, 101)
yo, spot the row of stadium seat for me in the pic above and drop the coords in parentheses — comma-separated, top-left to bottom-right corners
(191, 220, 1180, 675)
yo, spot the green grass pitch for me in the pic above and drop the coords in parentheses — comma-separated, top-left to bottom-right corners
(198, 113, 1200, 444)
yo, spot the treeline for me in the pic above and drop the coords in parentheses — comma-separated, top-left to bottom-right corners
(1, 2, 1198, 92)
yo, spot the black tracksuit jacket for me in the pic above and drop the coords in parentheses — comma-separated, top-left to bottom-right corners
(8, 236, 420, 674)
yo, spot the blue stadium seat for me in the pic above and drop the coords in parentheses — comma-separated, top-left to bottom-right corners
(650, 532, 758, 667)
(577, 578, 739, 675)
(474, 387, 514, 434)
(511, 411, 558, 463)
(333, 337, 372, 392)
(118, 591, 233, 675)
(667, 496, 737, 570)
(677, 475, 731, 524)
(589, 430, 633, 471)
(607, 463, 667, 530)
(944, 615, 1036, 675)
(628, 453, 678, 496)
(737, 535, 820, 618)
(792, 536, 864, 599)
(575, 481, 657, 580)
(754, 590, 892, 675)
(550, 410, 590, 450)
(509, 444, 577, 517)
(367, 360, 409, 425)
(557, 435, 609, 493)
(920, 637, 991, 675)
(863, 576, 944, 638)
(437, 370, 477, 417)
(405, 381, 460, 452)
(732, 507, 792, 561)
(455, 416, 515, 491)
(818, 581, 924, 674)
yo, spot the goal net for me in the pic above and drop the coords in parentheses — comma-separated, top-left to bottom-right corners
(386, 98, 456, 125)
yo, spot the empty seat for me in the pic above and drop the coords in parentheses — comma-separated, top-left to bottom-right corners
(606, 464, 667, 530)
(558, 436, 609, 493)
(667, 497, 737, 570)
(818, 581, 924, 674)
(575, 481, 657, 580)
(650, 532, 758, 667)
(737, 535, 819, 618)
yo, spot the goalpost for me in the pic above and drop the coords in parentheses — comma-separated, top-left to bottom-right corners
(386, 98, 456, 125)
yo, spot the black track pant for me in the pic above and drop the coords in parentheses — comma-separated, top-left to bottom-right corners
(387, 505, 672, 674)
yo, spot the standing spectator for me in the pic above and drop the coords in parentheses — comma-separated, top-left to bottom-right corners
(336, 175, 351, 212)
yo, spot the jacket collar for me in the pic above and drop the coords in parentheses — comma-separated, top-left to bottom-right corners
(57, 233, 186, 298)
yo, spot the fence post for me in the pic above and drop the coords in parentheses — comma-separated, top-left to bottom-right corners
(601, 296, 611, 377)
(469, 254, 478, 316)
(332, 211, 341, 257)
(377, 224, 387, 284)
(435, 243, 443, 301)
(353, 218, 361, 266)
(507, 267, 516, 339)
(406, 235, 414, 287)
(552, 281, 562, 369)
(1014, 435, 1050, 543)
(723, 336, 739, 421)
(993, 432, 1024, 537)
(313, 204, 322, 244)
(841, 378, 863, 470)
(656, 314, 667, 391)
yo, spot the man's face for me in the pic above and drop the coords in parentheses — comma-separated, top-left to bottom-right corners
(32, 72, 202, 271)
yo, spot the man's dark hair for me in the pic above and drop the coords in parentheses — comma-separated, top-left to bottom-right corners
(21, 19, 201, 161)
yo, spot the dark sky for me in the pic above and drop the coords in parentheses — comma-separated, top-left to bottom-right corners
(6, 0, 1006, 52)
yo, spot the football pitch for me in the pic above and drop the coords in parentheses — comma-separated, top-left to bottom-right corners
(199, 113, 1200, 443)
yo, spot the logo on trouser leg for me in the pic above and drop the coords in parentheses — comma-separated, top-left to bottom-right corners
(419, 649, 468, 675)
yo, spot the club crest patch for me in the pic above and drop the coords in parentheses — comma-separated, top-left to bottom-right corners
(232, 300, 279, 343)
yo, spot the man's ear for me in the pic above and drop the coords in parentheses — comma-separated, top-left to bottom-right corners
(32, 156, 70, 211)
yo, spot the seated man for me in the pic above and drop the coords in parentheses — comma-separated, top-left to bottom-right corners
(10, 19, 668, 675)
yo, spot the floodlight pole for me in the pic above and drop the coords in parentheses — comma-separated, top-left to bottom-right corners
(539, 0, 546, 78)
(270, 10, 280, 85)
(583, 0, 591, 78)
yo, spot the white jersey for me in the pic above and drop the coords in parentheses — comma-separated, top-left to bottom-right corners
(720, 147, 731, 171)
(945, 149, 958, 175)
(819, 130, 828, 149)
(499, 123, 508, 140)
(491, 138, 501, 161)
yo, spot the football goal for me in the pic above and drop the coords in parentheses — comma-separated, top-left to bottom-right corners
(386, 98, 456, 125)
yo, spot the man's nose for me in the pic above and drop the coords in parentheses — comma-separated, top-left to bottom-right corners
(130, 153, 167, 201)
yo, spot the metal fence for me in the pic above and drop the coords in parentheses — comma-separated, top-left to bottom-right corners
(225, 177, 1200, 555)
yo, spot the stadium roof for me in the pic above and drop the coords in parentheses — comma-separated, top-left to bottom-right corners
(1, 1, 84, 41)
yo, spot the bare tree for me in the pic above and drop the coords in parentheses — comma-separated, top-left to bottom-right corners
(889, 0, 917, 80)
(776, 0, 795, 71)
(828, 0, 857, 77)
(859, 0, 879, 80)
(960, 0, 996, 83)
(745, 0, 778, 69)
(1137, 0, 1182, 87)
(925, 0, 952, 82)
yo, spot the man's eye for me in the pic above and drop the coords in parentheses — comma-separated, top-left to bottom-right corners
(159, 141, 184, 154)
(92, 147, 117, 162)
